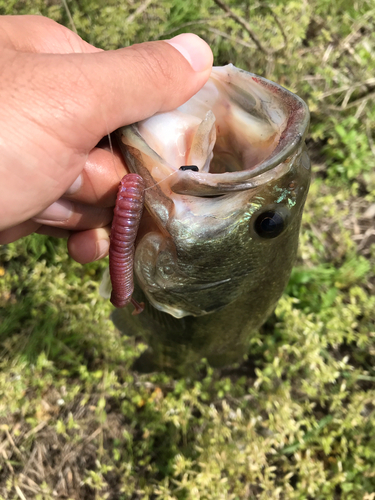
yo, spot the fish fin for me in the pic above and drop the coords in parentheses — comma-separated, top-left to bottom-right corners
(188, 110, 216, 172)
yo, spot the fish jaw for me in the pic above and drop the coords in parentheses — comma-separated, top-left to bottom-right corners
(116, 65, 311, 319)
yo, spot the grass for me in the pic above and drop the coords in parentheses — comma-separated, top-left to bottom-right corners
(0, 0, 375, 498)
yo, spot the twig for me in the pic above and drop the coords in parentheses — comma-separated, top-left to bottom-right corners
(303, 75, 327, 81)
(354, 97, 367, 119)
(318, 78, 375, 99)
(14, 483, 46, 495)
(332, 90, 375, 110)
(61, 0, 77, 34)
(268, 9, 288, 50)
(298, 46, 325, 56)
(365, 120, 375, 156)
(19, 474, 43, 492)
(1, 449, 14, 473)
(325, 89, 375, 111)
(21, 443, 39, 478)
(84, 426, 103, 445)
(57, 427, 103, 474)
(322, 43, 334, 64)
(0, 436, 10, 454)
(158, 16, 256, 51)
(158, 15, 230, 39)
(23, 420, 48, 441)
(15, 486, 27, 500)
(212, 0, 269, 54)
(205, 27, 256, 50)
(125, 0, 154, 25)
(342, 88, 354, 109)
(338, 9, 375, 55)
(5, 428, 24, 463)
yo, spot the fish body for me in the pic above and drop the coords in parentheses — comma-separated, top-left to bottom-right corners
(104, 65, 310, 373)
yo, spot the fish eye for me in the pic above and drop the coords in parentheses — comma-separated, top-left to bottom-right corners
(254, 210, 286, 239)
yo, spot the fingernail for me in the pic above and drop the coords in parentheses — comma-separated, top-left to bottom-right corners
(65, 174, 82, 195)
(95, 239, 109, 260)
(166, 34, 213, 72)
(33, 199, 73, 222)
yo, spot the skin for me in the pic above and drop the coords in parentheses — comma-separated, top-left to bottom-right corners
(0, 15, 213, 263)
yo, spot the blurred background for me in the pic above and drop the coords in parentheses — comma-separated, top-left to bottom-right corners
(0, 0, 374, 498)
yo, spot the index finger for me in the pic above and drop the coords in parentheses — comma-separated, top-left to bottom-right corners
(0, 15, 100, 54)
(63, 141, 128, 208)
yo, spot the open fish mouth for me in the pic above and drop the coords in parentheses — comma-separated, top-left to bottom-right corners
(114, 64, 310, 318)
(119, 65, 309, 197)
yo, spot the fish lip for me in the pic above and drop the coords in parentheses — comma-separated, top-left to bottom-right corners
(170, 158, 293, 196)
(209, 65, 310, 177)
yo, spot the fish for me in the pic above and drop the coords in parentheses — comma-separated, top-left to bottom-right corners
(101, 64, 310, 373)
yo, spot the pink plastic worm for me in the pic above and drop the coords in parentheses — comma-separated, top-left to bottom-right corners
(109, 173, 145, 314)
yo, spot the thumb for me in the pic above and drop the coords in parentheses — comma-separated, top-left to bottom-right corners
(0, 34, 213, 229)
(64, 33, 214, 148)
(6, 33, 213, 152)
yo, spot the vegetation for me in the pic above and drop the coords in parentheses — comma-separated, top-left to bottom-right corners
(0, 0, 374, 498)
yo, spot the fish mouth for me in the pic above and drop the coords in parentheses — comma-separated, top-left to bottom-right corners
(118, 65, 309, 198)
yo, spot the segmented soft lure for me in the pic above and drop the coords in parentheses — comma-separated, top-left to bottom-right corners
(109, 173, 145, 314)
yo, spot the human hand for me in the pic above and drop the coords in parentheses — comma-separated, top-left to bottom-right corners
(0, 15, 213, 263)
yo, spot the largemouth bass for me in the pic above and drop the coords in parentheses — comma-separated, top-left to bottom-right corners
(101, 65, 310, 373)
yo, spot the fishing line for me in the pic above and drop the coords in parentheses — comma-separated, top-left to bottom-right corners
(143, 169, 180, 191)
(97, 102, 122, 183)
(106, 128, 122, 183)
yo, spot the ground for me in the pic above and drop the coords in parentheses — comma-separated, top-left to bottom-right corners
(0, 1, 375, 499)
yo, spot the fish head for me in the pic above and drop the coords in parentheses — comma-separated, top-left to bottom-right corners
(117, 65, 310, 319)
